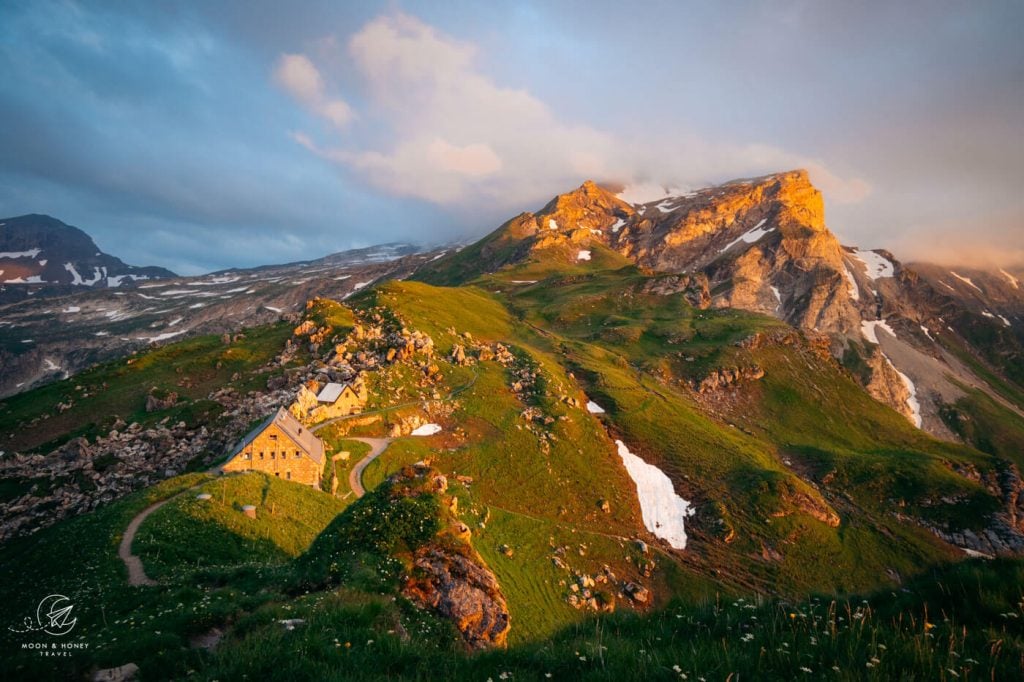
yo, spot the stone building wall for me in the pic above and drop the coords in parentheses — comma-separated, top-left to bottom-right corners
(222, 422, 322, 488)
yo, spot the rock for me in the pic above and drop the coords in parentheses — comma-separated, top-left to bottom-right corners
(145, 390, 178, 413)
(694, 366, 764, 393)
(403, 547, 510, 649)
(598, 498, 611, 513)
(624, 582, 650, 604)
(93, 663, 139, 682)
(451, 344, 468, 365)
(498, 544, 514, 557)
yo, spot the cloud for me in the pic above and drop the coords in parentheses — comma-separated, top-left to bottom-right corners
(280, 12, 868, 217)
(281, 13, 616, 205)
(273, 53, 354, 128)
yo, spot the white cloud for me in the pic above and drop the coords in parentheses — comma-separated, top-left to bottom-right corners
(281, 12, 867, 213)
(273, 53, 354, 128)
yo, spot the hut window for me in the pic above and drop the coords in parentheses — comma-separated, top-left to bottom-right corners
(270, 452, 275, 459)
(259, 452, 264, 459)
(286, 471, 292, 480)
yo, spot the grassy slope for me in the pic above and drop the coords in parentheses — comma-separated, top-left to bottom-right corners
(134, 473, 349, 579)
(3, 253, 1024, 678)
(352, 281, 665, 643)
(0, 322, 295, 454)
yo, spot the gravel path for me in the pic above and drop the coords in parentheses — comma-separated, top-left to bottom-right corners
(118, 498, 173, 586)
(346, 437, 392, 498)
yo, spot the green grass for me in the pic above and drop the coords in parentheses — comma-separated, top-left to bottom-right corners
(0, 322, 295, 453)
(153, 559, 1024, 680)
(134, 472, 348, 579)
(4, 250, 1024, 679)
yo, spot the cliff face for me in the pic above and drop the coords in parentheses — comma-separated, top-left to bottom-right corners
(418, 171, 1022, 438)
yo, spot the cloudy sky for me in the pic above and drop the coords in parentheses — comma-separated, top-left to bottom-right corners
(1, 1, 1021, 274)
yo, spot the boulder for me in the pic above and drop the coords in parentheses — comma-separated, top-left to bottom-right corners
(403, 547, 510, 649)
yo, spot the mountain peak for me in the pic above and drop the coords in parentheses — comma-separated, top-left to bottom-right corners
(0, 214, 176, 301)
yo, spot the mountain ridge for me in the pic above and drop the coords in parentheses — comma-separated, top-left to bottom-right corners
(416, 170, 1023, 439)
(0, 214, 177, 302)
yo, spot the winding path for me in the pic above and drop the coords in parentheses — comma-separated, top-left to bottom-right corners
(117, 366, 474, 585)
(345, 437, 392, 498)
(118, 498, 174, 586)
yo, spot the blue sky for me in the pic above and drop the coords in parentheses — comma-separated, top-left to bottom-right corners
(1, 1, 1021, 274)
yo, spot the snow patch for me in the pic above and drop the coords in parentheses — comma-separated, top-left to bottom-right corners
(577, 250, 592, 262)
(849, 249, 895, 280)
(138, 330, 187, 343)
(586, 400, 605, 414)
(167, 317, 183, 327)
(860, 319, 897, 344)
(410, 423, 442, 436)
(615, 440, 693, 549)
(719, 219, 773, 253)
(0, 248, 42, 259)
(548, 218, 558, 231)
(264, 306, 282, 313)
(1000, 268, 1019, 289)
(998, 314, 1012, 327)
(843, 266, 860, 301)
(610, 218, 625, 233)
(891, 362, 922, 428)
(769, 285, 781, 310)
(920, 325, 935, 342)
(62, 306, 81, 313)
(950, 271, 982, 292)
(43, 358, 61, 372)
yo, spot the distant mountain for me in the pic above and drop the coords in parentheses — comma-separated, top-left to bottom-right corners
(417, 171, 1024, 439)
(0, 240, 437, 397)
(0, 214, 177, 302)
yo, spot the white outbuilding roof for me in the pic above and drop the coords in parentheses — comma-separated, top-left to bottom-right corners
(316, 382, 346, 403)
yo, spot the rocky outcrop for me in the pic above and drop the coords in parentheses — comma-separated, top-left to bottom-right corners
(862, 348, 915, 423)
(383, 463, 510, 649)
(638, 274, 710, 309)
(404, 546, 510, 649)
(693, 365, 765, 393)
(145, 389, 178, 412)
